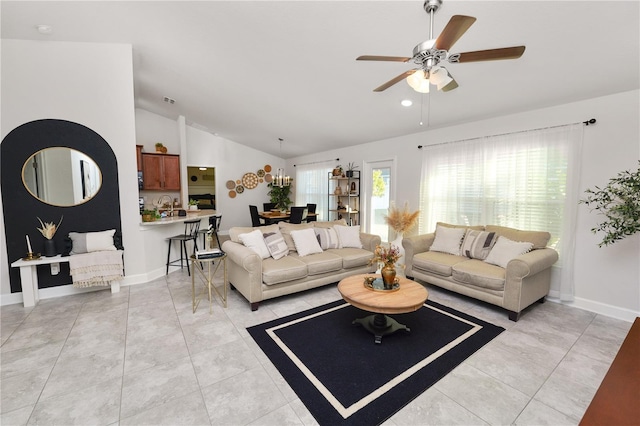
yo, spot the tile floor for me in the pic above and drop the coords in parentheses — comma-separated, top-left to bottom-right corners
(0, 266, 632, 426)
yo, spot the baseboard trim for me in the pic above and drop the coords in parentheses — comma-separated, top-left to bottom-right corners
(546, 295, 639, 323)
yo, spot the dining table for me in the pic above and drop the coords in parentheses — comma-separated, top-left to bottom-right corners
(258, 210, 317, 224)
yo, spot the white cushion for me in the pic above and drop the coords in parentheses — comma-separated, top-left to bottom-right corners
(262, 230, 288, 260)
(429, 225, 465, 255)
(69, 229, 117, 254)
(334, 225, 362, 249)
(314, 227, 339, 250)
(290, 228, 323, 257)
(484, 236, 533, 268)
(238, 229, 271, 259)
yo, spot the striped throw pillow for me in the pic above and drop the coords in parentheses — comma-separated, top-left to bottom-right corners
(460, 229, 497, 260)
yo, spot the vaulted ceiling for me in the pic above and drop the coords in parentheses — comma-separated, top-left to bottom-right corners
(2, 1, 639, 157)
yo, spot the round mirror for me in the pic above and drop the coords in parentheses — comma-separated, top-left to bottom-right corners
(22, 147, 102, 206)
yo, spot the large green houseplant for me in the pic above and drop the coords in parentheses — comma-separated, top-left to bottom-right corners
(580, 161, 640, 247)
(267, 182, 293, 211)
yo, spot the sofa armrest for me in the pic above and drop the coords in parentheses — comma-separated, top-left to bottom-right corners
(221, 240, 262, 272)
(402, 233, 435, 276)
(360, 232, 382, 252)
(506, 248, 559, 279)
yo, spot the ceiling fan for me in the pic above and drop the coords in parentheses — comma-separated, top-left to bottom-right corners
(357, 0, 525, 93)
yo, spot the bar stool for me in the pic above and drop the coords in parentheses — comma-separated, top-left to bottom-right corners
(166, 219, 201, 275)
(198, 215, 222, 249)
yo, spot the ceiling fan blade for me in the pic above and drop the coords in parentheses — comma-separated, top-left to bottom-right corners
(456, 46, 526, 63)
(435, 15, 476, 51)
(357, 55, 411, 62)
(373, 70, 416, 92)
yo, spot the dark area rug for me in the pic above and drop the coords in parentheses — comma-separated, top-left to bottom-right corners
(247, 299, 504, 425)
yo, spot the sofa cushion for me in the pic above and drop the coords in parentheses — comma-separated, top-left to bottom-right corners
(314, 227, 340, 249)
(335, 225, 363, 248)
(484, 236, 533, 268)
(452, 259, 506, 291)
(291, 251, 343, 275)
(238, 229, 271, 259)
(413, 251, 468, 277)
(429, 225, 465, 255)
(262, 255, 308, 285)
(290, 228, 323, 257)
(263, 230, 288, 260)
(230, 224, 279, 243)
(460, 229, 498, 260)
(313, 219, 347, 229)
(327, 248, 373, 269)
(279, 222, 314, 252)
(437, 222, 485, 231)
(485, 225, 550, 249)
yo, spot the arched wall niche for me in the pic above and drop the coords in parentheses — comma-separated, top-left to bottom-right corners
(1, 119, 122, 292)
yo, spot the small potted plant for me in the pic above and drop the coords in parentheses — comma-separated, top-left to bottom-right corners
(141, 209, 156, 222)
(188, 199, 199, 211)
(155, 142, 167, 153)
(346, 162, 359, 178)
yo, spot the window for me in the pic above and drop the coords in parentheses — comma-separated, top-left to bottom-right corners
(295, 163, 332, 221)
(419, 124, 583, 300)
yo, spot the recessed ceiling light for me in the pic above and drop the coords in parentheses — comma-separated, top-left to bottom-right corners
(36, 24, 53, 35)
(401, 99, 413, 107)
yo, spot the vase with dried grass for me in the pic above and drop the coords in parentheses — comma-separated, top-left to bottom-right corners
(383, 202, 419, 266)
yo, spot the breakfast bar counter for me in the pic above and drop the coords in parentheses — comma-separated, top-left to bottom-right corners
(139, 210, 216, 226)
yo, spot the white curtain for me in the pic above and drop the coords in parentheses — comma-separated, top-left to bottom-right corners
(419, 124, 583, 301)
(295, 163, 333, 221)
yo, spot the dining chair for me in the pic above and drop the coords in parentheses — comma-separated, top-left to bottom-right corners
(306, 203, 317, 222)
(263, 202, 277, 212)
(166, 219, 201, 275)
(249, 205, 265, 227)
(289, 206, 308, 224)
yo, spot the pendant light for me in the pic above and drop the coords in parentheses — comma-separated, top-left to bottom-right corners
(274, 138, 290, 187)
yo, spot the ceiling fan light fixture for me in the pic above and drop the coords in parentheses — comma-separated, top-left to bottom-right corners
(406, 70, 430, 93)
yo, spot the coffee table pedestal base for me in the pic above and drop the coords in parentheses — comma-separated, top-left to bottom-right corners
(353, 313, 410, 344)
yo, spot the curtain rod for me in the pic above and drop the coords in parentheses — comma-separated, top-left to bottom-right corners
(417, 118, 596, 149)
(294, 158, 339, 167)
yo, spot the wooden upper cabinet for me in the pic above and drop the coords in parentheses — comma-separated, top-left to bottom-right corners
(141, 153, 180, 190)
(136, 145, 143, 171)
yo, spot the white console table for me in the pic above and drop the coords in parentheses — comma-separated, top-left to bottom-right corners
(10, 254, 120, 307)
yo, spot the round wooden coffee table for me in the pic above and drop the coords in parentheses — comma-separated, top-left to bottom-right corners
(338, 273, 428, 344)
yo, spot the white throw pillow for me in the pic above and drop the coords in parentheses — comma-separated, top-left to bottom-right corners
(429, 225, 465, 255)
(69, 229, 117, 254)
(238, 229, 271, 259)
(290, 228, 323, 257)
(334, 225, 362, 249)
(262, 230, 288, 260)
(484, 236, 533, 268)
(314, 227, 339, 250)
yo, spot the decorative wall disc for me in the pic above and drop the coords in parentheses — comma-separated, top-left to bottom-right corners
(242, 172, 259, 189)
(257, 169, 265, 177)
(236, 185, 245, 193)
(265, 173, 273, 183)
(226, 180, 236, 189)
(264, 164, 272, 173)
(236, 179, 241, 184)
(229, 190, 236, 198)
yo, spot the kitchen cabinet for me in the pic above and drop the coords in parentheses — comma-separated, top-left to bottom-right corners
(142, 153, 181, 190)
(136, 145, 143, 171)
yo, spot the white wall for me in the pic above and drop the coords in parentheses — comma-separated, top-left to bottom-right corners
(0, 39, 140, 301)
(288, 90, 640, 321)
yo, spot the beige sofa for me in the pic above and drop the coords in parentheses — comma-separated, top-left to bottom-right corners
(403, 223, 559, 321)
(222, 220, 381, 310)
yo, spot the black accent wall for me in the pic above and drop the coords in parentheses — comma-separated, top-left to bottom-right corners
(1, 119, 122, 292)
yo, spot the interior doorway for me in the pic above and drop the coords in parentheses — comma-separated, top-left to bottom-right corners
(187, 166, 216, 210)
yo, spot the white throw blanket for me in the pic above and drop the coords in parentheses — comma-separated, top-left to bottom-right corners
(69, 250, 124, 288)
